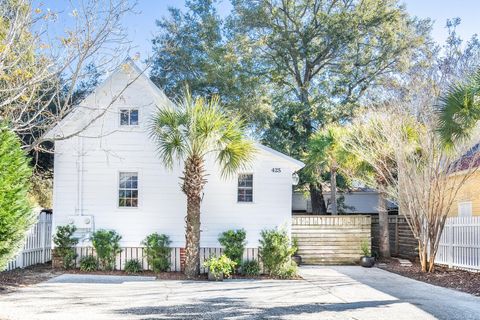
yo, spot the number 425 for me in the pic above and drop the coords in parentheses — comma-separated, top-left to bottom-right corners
(271, 168, 282, 173)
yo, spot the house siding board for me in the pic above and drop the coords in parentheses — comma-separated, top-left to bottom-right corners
(52, 64, 297, 249)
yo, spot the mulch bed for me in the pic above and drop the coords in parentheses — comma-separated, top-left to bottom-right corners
(378, 258, 480, 296)
(0, 263, 64, 293)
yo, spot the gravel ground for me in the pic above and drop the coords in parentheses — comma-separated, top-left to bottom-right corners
(0, 266, 479, 320)
(378, 259, 480, 296)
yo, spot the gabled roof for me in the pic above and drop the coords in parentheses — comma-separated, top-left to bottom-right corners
(255, 143, 304, 170)
(42, 59, 304, 170)
(43, 58, 171, 140)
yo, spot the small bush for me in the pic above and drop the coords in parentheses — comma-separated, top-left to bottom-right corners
(80, 255, 98, 271)
(241, 259, 260, 277)
(203, 254, 236, 278)
(91, 229, 122, 271)
(218, 229, 246, 268)
(53, 224, 79, 269)
(142, 233, 171, 272)
(124, 259, 142, 274)
(259, 227, 296, 277)
(361, 240, 371, 256)
(277, 261, 298, 279)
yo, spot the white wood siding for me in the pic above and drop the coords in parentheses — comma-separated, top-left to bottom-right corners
(52, 65, 299, 248)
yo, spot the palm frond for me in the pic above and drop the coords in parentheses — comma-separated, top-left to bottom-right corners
(437, 70, 480, 151)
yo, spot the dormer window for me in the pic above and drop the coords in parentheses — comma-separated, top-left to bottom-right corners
(120, 109, 139, 126)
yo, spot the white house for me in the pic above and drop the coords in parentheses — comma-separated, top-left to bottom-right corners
(45, 60, 304, 250)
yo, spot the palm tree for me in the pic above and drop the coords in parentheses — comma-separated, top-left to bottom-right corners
(437, 71, 480, 149)
(307, 124, 346, 215)
(150, 92, 255, 278)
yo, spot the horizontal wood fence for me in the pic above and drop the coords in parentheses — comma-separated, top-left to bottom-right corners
(74, 246, 260, 273)
(371, 216, 417, 259)
(435, 216, 480, 271)
(292, 215, 371, 265)
(4, 212, 53, 272)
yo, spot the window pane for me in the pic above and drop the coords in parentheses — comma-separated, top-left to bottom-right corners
(131, 198, 138, 207)
(130, 110, 139, 125)
(120, 110, 129, 125)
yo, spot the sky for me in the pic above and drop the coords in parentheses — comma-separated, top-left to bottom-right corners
(38, 0, 480, 61)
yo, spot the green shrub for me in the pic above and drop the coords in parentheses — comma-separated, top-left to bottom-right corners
(277, 261, 298, 279)
(259, 228, 296, 277)
(91, 229, 122, 271)
(124, 259, 142, 274)
(218, 229, 246, 268)
(142, 233, 171, 272)
(0, 126, 35, 270)
(361, 240, 371, 256)
(53, 224, 78, 269)
(241, 259, 260, 277)
(79, 255, 98, 271)
(203, 254, 236, 278)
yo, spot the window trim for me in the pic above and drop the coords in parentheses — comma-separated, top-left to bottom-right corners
(237, 173, 254, 203)
(117, 171, 140, 209)
(119, 108, 140, 127)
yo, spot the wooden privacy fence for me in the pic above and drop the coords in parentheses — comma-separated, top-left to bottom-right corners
(371, 216, 417, 259)
(292, 215, 371, 265)
(74, 247, 260, 273)
(4, 211, 53, 272)
(435, 216, 480, 271)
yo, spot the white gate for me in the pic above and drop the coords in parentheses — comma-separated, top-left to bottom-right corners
(435, 216, 480, 271)
(4, 211, 53, 271)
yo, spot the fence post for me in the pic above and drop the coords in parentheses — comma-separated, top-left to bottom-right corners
(39, 213, 46, 263)
(395, 216, 399, 256)
(448, 219, 454, 268)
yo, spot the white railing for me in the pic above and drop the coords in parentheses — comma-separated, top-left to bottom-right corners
(435, 216, 480, 271)
(4, 211, 53, 272)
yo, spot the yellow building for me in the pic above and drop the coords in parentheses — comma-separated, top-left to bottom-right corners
(449, 171, 480, 217)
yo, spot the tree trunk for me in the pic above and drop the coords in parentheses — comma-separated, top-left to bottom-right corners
(330, 168, 337, 215)
(378, 192, 391, 258)
(310, 183, 327, 215)
(182, 155, 206, 278)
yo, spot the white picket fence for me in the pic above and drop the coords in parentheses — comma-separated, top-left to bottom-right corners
(4, 211, 53, 272)
(435, 216, 480, 271)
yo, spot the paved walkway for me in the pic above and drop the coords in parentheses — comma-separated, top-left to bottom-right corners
(0, 266, 478, 319)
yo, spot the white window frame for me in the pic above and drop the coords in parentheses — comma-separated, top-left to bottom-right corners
(119, 108, 139, 126)
(237, 173, 254, 203)
(118, 171, 139, 209)
(458, 201, 472, 217)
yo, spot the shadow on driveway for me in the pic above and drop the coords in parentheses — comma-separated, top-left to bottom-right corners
(116, 297, 400, 319)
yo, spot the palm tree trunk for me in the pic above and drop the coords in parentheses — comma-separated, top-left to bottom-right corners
(378, 191, 391, 258)
(310, 183, 327, 215)
(182, 155, 206, 278)
(330, 168, 337, 215)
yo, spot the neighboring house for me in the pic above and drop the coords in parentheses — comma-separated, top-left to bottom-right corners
(44, 59, 304, 248)
(448, 143, 480, 217)
(292, 188, 397, 214)
(449, 172, 480, 217)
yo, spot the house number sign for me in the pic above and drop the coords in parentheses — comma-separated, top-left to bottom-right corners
(271, 168, 282, 173)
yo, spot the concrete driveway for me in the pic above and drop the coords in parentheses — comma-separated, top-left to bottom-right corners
(0, 266, 479, 320)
